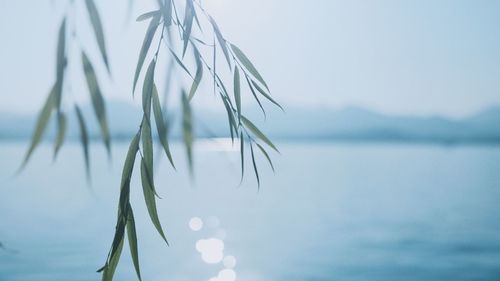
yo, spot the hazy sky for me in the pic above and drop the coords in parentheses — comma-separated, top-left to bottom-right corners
(1, 0, 500, 117)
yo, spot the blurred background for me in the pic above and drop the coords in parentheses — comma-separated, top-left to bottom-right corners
(1, 1, 500, 280)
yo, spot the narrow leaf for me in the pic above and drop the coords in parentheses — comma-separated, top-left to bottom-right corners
(233, 67, 241, 121)
(75, 105, 91, 180)
(181, 92, 193, 174)
(133, 14, 161, 93)
(54, 18, 66, 112)
(256, 143, 275, 172)
(188, 49, 203, 101)
(126, 204, 142, 281)
(53, 111, 67, 159)
(82, 51, 111, 156)
(230, 43, 269, 91)
(152, 85, 175, 168)
(168, 47, 192, 77)
(241, 116, 279, 153)
(142, 60, 156, 119)
(251, 80, 283, 111)
(209, 16, 231, 69)
(240, 132, 244, 182)
(136, 10, 160, 22)
(140, 158, 169, 244)
(141, 117, 154, 188)
(182, 0, 194, 57)
(250, 142, 260, 188)
(85, 0, 110, 73)
(245, 75, 265, 117)
(20, 86, 56, 169)
(101, 237, 124, 281)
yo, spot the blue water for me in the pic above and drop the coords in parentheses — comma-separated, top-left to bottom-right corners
(0, 142, 500, 281)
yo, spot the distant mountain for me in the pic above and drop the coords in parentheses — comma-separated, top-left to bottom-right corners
(1, 102, 499, 143)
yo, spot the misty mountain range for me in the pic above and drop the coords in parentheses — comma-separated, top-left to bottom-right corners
(1, 102, 499, 143)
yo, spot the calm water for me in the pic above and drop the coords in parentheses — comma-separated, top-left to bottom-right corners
(0, 141, 499, 281)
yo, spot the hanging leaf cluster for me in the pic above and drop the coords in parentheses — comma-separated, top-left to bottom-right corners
(20, 0, 112, 181)
(22, 1, 283, 280)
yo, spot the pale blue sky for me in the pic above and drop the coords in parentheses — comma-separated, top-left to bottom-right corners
(1, 0, 500, 117)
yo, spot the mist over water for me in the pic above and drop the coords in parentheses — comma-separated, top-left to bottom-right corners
(0, 142, 499, 281)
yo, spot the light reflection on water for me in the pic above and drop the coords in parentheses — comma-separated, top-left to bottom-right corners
(0, 142, 500, 281)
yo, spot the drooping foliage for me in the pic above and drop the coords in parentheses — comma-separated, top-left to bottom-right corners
(21, 1, 282, 280)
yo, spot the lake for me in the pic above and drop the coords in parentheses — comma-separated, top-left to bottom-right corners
(0, 141, 499, 281)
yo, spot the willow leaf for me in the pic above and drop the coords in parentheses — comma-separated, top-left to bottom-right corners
(53, 111, 67, 159)
(241, 116, 279, 153)
(75, 105, 90, 180)
(101, 237, 124, 281)
(142, 60, 156, 119)
(160, 0, 172, 26)
(85, 0, 110, 73)
(220, 94, 236, 141)
(136, 10, 160, 22)
(126, 204, 142, 281)
(140, 159, 169, 244)
(240, 132, 244, 182)
(168, 47, 192, 77)
(82, 51, 111, 156)
(20, 86, 56, 169)
(233, 67, 241, 121)
(250, 142, 260, 188)
(245, 75, 265, 117)
(209, 16, 231, 69)
(230, 44, 269, 91)
(152, 85, 175, 168)
(182, 0, 194, 57)
(181, 92, 193, 174)
(188, 50, 203, 101)
(250, 80, 283, 111)
(121, 130, 140, 188)
(141, 117, 154, 189)
(256, 143, 275, 172)
(55, 18, 66, 112)
(133, 14, 160, 93)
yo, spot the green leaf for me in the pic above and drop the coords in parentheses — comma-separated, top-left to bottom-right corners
(53, 111, 67, 159)
(152, 85, 175, 168)
(136, 10, 160, 22)
(250, 80, 283, 111)
(121, 130, 141, 189)
(55, 18, 66, 112)
(101, 236, 124, 281)
(142, 60, 156, 120)
(245, 75, 265, 117)
(240, 132, 244, 182)
(250, 142, 260, 188)
(256, 143, 274, 172)
(188, 49, 203, 101)
(159, 0, 172, 26)
(181, 92, 193, 174)
(220, 94, 236, 141)
(82, 51, 111, 156)
(230, 43, 269, 91)
(85, 0, 110, 73)
(182, 0, 195, 57)
(140, 158, 169, 244)
(168, 47, 192, 78)
(209, 16, 231, 69)
(233, 67, 241, 121)
(126, 204, 142, 281)
(20, 86, 56, 169)
(133, 14, 160, 93)
(241, 116, 279, 153)
(141, 117, 154, 187)
(75, 105, 91, 180)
